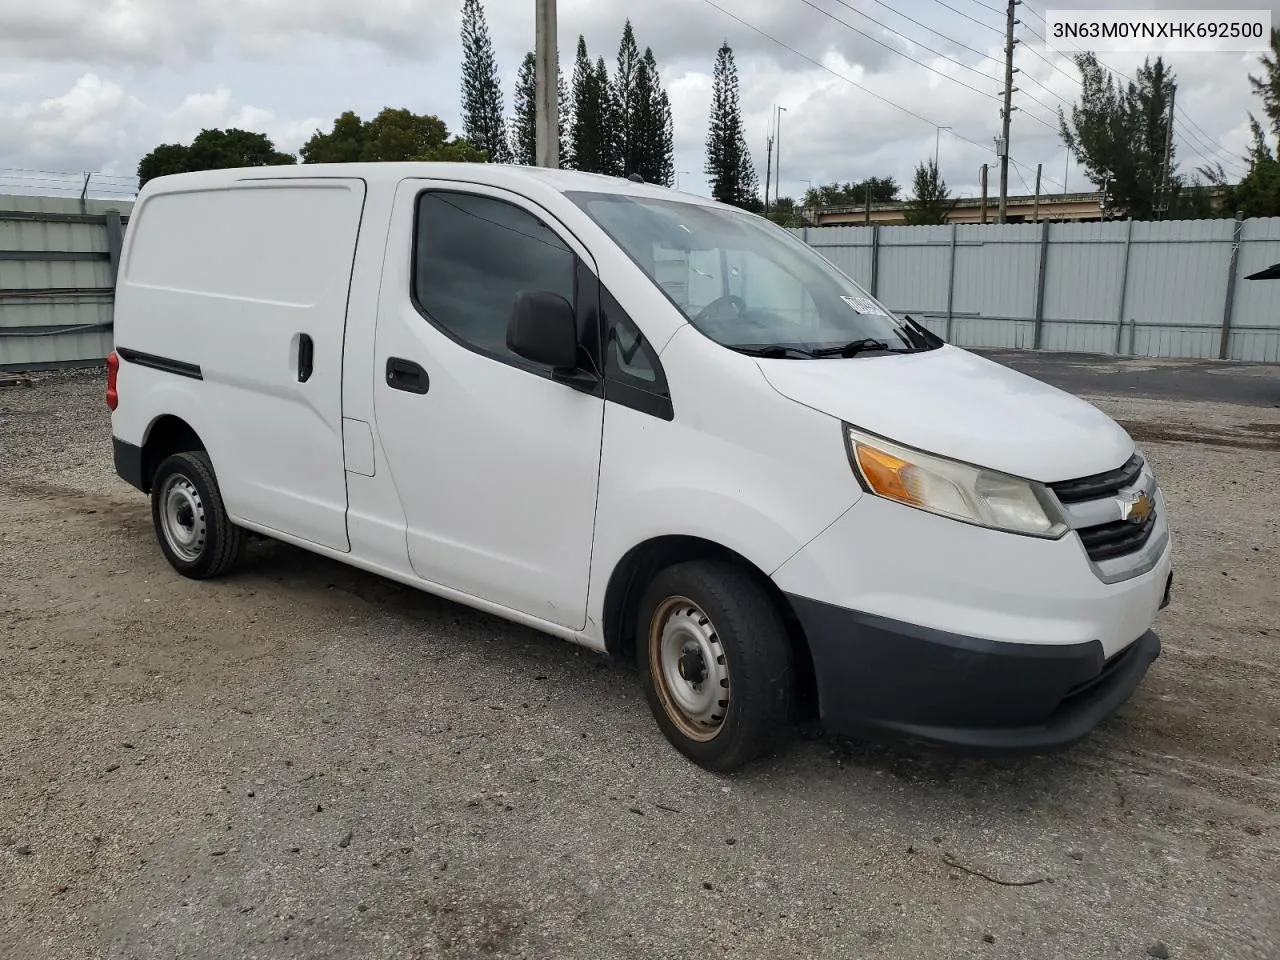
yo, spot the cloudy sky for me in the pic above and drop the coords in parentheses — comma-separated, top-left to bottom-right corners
(0, 0, 1275, 202)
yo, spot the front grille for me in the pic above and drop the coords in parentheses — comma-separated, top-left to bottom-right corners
(1048, 454, 1144, 504)
(1077, 511, 1157, 562)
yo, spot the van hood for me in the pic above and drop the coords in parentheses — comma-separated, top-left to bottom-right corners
(756, 345, 1134, 483)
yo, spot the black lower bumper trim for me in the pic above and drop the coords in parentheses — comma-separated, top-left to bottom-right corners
(113, 436, 145, 492)
(787, 595, 1161, 753)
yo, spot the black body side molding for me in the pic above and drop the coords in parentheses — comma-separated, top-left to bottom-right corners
(116, 347, 203, 381)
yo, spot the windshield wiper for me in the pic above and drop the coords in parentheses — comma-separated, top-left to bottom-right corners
(808, 338, 892, 357)
(728, 344, 820, 359)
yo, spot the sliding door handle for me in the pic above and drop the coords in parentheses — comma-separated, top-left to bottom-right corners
(297, 334, 314, 382)
(385, 357, 429, 394)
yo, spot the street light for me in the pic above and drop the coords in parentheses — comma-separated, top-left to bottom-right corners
(676, 170, 694, 190)
(935, 125, 952, 170)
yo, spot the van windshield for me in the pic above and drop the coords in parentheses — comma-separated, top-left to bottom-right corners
(565, 191, 936, 357)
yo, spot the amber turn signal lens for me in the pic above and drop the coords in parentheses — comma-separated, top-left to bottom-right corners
(852, 444, 920, 505)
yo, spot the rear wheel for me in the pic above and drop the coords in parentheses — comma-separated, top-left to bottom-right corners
(150, 451, 246, 579)
(638, 560, 794, 772)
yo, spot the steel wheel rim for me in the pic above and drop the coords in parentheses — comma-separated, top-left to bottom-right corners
(159, 474, 207, 563)
(648, 596, 730, 742)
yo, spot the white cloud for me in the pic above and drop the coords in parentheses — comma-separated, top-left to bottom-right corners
(0, 0, 1273, 199)
(0, 73, 143, 165)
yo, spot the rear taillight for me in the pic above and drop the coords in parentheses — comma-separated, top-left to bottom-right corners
(105, 350, 119, 410)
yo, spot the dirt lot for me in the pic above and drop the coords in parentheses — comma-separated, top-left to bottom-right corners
(2, 365, 1278, 960)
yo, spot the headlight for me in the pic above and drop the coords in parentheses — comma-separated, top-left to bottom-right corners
(844, 425, 1067, 538)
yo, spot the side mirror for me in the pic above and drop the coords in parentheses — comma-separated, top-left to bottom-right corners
(507, 291, 579, 370)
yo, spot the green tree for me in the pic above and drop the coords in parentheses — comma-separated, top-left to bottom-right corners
(597, 56, 622, 175)
(613, 20, 643, 177)
(510, 51, 569, 166)
(765, 196, 802, 227)
(1248, 27, 1280, 140)
(804, 178, 899, 208)
(460, 0, 512, 163)
(136, 128, 295, 187)
(903, 159, 957, 225)
(705, 42, 758, 210)
(568, 38, 620, 175)
(1209, 30, 1280, 218)
(1058, 53, 1181, 219)
(300, 108, 484, 163)
(637, 48, 675, 186)
(136, 143, 193, 187)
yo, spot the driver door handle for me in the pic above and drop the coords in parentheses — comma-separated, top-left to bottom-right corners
(385, 357, 429, 394)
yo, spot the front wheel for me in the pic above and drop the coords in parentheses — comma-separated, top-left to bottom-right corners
(638, 561, 794, 772)
(150, 451, 246, 579)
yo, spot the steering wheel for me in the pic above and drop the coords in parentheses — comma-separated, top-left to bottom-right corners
(691, 294, 747, 326)
(690, 295, 774, 339)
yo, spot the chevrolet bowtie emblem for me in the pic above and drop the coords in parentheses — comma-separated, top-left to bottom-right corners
(1119, 491, 1153, 524)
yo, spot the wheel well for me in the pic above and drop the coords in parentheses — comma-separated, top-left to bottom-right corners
(140, 416, 205, 492)
(602, 536, 818, 719)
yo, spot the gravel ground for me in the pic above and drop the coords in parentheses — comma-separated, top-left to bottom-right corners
(1, 366, 1278, 960)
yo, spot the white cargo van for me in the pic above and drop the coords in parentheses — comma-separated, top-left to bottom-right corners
(106, 163, 1172, 770)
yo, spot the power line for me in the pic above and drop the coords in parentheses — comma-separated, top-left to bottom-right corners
(1013, 162, 1031, 193)
(959, 0, 1005, 16)
(920, 0, 1003, 35)
(1019, 87, 1063, 120)
(1019, 0, 1048, 24)
(1010, 156, 1063, 190)
(825, 0, 1064, 135)
(857, 0, 1004, 65)
(696, 0, 997, 147)
(1018, 19, 1248, 177)
(701, 0, 1086, 198)
(794, 0, 1002, 101)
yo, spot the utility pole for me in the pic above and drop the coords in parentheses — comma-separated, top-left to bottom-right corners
(534, 0, 559, 168)
(980, 164, 989, 224)
(764, 113, 775, 214)
(775, 106, 786, 204)
(1155, 87, 1176, 219)
(998, 0, 1021, 223)
(1033, 162, 1042, 222)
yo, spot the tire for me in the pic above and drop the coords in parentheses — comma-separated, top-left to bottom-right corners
(150, 451, 246, 579)
(637, 560, 794, 772)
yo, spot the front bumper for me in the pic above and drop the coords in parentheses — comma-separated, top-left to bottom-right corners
(788, 595, 1162, 752)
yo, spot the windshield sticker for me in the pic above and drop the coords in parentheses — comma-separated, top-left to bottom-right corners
(841, 295, 890, 316)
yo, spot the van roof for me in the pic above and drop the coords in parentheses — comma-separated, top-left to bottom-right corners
(140, 162, 721, 207)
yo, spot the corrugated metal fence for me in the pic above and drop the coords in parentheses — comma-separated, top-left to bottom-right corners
(2, 193, 1279, 369)
(790, 217, 1280, 363)
(0, 194, 131, 370)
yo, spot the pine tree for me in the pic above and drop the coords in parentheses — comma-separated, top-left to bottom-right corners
(557, 60, 570, 168)
(613, 20, 643, 177)
(512, 51, 570, 166)
(644, 48, 675, 186)
(656, 89, 675, 186)
(705, 42, 758, 208)
(569, 36, 607, 172)
(904, 159, 957, 225)
(511, 52, 537, 165)
(460, 0, 512, 163)
(631, 52, 658, 181)
(596, 56, 622, 175)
